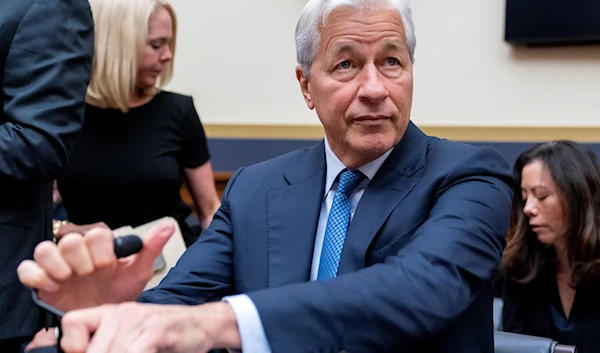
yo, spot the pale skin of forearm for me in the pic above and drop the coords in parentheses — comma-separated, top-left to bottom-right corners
(25, 291, 241, 352)
(184, 162, 221, 230)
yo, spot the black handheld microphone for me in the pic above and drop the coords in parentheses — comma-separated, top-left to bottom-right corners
(113, 235, 143, 259)
(31, 234, 143, 318)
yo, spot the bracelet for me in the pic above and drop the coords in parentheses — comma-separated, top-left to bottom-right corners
(52, 220, 69, 237)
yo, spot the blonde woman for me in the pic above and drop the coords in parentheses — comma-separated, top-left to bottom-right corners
(54, 0, 220, 247)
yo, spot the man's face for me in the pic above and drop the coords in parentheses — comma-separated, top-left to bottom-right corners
(297, 7, 413, 168)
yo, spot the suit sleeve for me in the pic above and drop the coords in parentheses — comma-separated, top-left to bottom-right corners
(0, 0, 94, 180)
(247, 147, 513, 352)
(138, 169, 245, 305)
(179, 95, 210, 169)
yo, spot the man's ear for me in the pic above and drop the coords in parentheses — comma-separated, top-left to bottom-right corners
(296, 65, 314, 110)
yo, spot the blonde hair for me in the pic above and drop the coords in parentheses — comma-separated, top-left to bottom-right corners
(87, 0, 177, 112)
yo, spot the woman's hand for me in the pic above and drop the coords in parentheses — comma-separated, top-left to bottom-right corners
(54, 221, 110, 240)
(24, 328, 57, 352)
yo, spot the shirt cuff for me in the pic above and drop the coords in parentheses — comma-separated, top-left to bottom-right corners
(223, 294, 272, 353)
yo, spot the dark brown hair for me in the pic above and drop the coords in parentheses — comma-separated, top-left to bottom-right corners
(501, 140, 600, 286)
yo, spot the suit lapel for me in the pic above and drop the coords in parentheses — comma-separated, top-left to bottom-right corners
(266, 141, 326, 287)
(338, 122, 428, 274)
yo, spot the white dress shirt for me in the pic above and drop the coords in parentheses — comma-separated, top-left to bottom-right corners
(224, 139, 393, 352)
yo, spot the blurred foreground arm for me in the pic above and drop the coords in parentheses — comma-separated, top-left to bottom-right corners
(1, 0, 94, 180)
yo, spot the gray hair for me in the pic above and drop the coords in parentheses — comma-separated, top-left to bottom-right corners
(295, 0, 416, 77)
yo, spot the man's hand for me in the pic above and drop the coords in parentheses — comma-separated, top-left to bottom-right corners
(60, 302, 241, 353)
(17, 220, 174, 312)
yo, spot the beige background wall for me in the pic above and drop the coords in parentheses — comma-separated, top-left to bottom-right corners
(166, 0, 600, 128)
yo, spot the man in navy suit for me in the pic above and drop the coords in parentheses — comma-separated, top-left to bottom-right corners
(18, 0, 513, 352)
(0, 0, 93, 350)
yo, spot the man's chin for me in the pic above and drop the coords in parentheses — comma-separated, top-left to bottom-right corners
(351, 141, 395, 161)
(355, 133, 398, 151)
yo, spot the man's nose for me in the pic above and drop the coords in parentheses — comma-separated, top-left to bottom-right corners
(357, 64, 388, 104)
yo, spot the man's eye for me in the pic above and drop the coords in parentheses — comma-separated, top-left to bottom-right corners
(336, 60, 351, 70)
(386, 57, 400, 66)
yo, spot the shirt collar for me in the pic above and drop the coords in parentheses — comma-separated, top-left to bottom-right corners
(323, 137, 393, 197)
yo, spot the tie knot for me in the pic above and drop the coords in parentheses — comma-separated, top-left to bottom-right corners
(337, 170, 364, 195)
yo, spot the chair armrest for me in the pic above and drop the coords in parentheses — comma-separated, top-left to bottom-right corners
(553, 344, 577, 353)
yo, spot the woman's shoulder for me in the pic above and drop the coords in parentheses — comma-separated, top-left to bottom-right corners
(149, 91, 194, 115)
(155, 90, 193, 105)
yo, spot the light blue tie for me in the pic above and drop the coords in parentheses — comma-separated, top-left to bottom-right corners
(317, 169, 365, 280)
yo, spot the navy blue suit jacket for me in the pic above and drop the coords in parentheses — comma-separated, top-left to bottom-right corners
(0, 0, 93, 339)
(141, 123, 513, 352)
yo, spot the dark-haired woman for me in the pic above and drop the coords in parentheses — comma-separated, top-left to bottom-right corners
(501, 140, 600, 353)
